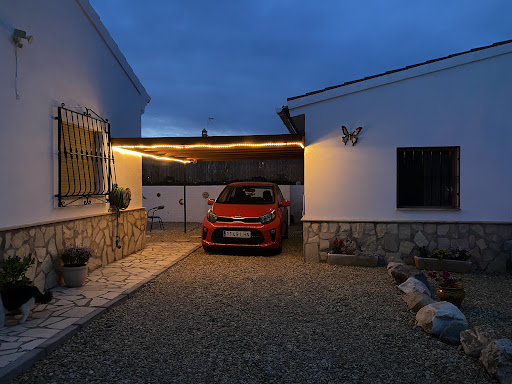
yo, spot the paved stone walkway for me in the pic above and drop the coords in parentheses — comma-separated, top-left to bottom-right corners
(0, 241, 200, 382)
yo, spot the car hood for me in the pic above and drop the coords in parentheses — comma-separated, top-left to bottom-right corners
(212, 203, 274, 218)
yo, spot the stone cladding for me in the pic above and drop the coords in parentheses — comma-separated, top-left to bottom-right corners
(303, 221, 512, 273)
(0, 208, 147, 291)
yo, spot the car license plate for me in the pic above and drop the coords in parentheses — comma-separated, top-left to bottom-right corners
(223, 230, 251, 238)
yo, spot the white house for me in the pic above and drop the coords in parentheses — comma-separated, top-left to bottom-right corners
(0, 0, 150, 290)
(282, 40, 512, 272)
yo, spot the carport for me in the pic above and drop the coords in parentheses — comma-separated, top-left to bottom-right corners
(111, 134, 304, 232)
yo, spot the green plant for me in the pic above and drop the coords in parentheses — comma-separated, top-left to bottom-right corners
(416, 246, 430, 258)
(0, 254, 35, 286)
(449, 248, 471, 261)
(431, 249, 448, 260)
(61, 246, 92, 267)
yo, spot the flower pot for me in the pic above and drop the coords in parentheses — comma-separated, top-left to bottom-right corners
(414, 256, 472, 273)
(437, 283, 465, 307)
(62, 265, 88, 287)
(327, 253, 378, 267)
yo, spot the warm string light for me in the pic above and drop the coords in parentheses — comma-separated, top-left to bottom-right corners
(113, 147, 191, 164)
(113, 141, 305, 150)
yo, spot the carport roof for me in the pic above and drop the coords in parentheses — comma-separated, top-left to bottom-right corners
(111, 134, 304, 163)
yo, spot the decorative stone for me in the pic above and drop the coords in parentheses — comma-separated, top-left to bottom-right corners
(440, 320, 469, 345)
(460, 326, 497, 358)
(471, 224, 485, 237)
(304, 243, 319, 263)
(387, 224, 398, 234)
(438, 238, 450, 250)
(399, 225, 411, 240)
(15, 243, 31, 258)
(41, 254, 53, 275)
(328, 223, 338, 232)
(351, 223, 364, 238)
(33, 272, 45, 292)
(319, 239, 329, 251)
(414, 231, 429, 247)
(403, 292, 434, 312)
(451, 238, 470, 249)
(320, 223, 328, 233)
(364, 223, 375, 235)
(424, 224, 436, 234)
(360, 235, 376, 251)
(487, 254, 510, 274)
(339, 223, 351, 232)
(311, 223, 319, 232)
(376, 224, 386, 238)
(480, 339, 512, 384)
(399, 241, 415, 255)
(398, 277, 431, 297)
(383, 236, 398, 252)
(416, 302, 468, 341)
(428, 240, 437, 252)
(437, 225, 449, 236)
(35, 247, 47, 263)
(319, 252, 328, 262)
(319, 231, 333, 240)
(12, 231, 29, 248)
(387, 263, 417, 285)
(48, 238, 57, 258)
(34, 230, 45, 247)
(44, 226, 55, 244)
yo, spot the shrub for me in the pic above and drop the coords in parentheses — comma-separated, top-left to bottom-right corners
(416, 246, 430, 258)
(0, 254, 35, 287)
(449, 248, 470, 261)
(330, 238, 356, 255)
(60, 246, 92, 267)
(431, 249, 449, 260)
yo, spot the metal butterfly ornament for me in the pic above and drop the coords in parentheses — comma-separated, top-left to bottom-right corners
(341, 126, 363, 146)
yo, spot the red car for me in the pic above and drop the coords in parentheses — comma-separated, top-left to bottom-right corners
(202, 182, 290, 253)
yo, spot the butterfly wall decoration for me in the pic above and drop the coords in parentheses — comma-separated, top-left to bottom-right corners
(341, 126, 363, 146)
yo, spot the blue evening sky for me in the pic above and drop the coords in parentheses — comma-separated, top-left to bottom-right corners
(90, 0, 512, 137)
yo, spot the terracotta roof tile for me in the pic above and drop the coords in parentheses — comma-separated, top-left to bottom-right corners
(287, 39, 512, 102)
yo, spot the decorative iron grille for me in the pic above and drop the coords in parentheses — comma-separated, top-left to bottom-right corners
(57, 104, 115, 207)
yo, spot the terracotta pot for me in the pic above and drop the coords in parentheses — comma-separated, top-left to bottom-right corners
(437, 283, 465, 307)
(62, 265, 88, 287)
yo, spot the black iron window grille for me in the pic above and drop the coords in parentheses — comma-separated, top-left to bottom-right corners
(57, 104, 115, 207)
(397, 146, 460, 209)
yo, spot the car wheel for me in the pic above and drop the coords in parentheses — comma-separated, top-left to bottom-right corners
(203, 246, 213, 253)
(273, 239, 283, 255)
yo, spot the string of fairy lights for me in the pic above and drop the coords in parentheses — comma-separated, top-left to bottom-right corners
(113, 141, 305, 164)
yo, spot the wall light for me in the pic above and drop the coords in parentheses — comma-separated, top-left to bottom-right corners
(12, 29, 34, 48)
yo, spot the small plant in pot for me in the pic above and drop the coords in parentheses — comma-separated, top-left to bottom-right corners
(428, 270, 465, 307)
(60, 246, 92, 287)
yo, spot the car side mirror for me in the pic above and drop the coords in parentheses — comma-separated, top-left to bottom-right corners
(279, 200, 290, 207)
(208, 199, 215, 205)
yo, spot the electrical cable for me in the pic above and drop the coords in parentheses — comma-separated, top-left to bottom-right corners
(15, 47, 20, 100)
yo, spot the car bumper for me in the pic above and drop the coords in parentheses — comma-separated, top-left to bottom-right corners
(201, 219, 281, 249)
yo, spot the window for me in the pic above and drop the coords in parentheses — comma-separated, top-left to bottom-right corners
(57, 106, 114, 207)
(397, 147, 459, 209)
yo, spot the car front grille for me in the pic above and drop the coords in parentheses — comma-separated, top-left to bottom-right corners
(211, 228, 264, 245)
(216, 216, 261, 224)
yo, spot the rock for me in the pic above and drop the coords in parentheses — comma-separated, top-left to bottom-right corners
(460, 326, 497, 358)
(416, 302, 468, 338)
(399, 277, 431, 297)
(387, 263, 419, 285)
(440, 321, 469, 345)
(480, 338, 512, 384)
(414, 231, 429, 248)
(413, 273, 431, 292)
(403, 292, 434, 312)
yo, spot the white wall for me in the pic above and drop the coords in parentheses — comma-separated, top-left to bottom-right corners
(291, 50, 512, 222)
(0, 1, 147, 229)
(142, 185, 302, 223)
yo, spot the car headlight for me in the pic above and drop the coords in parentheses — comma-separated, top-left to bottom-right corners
(260, 209, 276, 224)
(207, 209, 218, 223)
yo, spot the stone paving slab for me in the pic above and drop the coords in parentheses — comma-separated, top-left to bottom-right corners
(0, 241, 200, 382)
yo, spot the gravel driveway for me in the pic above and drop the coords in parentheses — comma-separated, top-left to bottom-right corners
(14, 224, 509, 383)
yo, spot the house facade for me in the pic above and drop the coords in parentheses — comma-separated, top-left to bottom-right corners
(0, 0, 150, 290)
(283, 40, 512, 272)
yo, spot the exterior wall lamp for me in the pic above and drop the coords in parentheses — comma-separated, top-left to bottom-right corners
(12, 29, 34, 48)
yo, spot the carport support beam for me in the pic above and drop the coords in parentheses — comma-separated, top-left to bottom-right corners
(183, 163, 187, 233)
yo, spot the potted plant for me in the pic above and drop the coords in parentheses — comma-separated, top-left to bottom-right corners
(327, 238, 377, 267)
(428, 270, 465, 307)
(60, 246, 92, 287)
(0, 254, 35, 289)
(414, 247, 472, 273)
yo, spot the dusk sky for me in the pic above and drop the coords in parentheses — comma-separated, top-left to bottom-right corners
(90, 0, 512, 138)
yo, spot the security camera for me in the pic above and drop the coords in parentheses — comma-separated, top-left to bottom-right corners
(12, 28, 34, 48)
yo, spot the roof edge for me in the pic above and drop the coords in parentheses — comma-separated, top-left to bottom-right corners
(76, 0, 151, 111)
(287, 39, 512, 106)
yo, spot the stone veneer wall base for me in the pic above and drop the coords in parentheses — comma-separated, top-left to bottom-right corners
(0, 208, 147, 291)
(303, 221, 512, 273)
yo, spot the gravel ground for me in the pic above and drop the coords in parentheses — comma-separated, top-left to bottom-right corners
(14, 224, 510, 384)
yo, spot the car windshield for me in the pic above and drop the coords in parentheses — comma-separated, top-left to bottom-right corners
(216, 186, 275, 205)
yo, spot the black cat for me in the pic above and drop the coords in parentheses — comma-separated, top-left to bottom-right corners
(0, 285, 52, 327)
